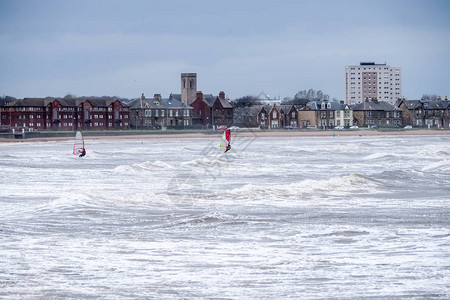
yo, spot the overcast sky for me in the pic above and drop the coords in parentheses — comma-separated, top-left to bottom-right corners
(1, 0, 449, 100)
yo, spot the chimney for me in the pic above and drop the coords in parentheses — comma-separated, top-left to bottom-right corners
(140, 93, 145, 108)
(219, 91, 225, 99)
(154, 94, 162, 102)
(196, 91, 203, 102)
(438, 96, 441, 101)
(446, 96, 448, 101)
(340, 100, 344, 104)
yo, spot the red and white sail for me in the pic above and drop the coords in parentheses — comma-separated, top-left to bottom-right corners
(220, 129, 231, 150)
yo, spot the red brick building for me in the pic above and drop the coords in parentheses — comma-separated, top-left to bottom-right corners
(190, 91, 233, 128)
(257, 104, 298, 129)
(0, 97, 129, 131)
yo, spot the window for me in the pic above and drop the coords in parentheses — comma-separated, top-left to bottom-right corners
(272, 111, 277, 118)
(145, 109, 151, 117)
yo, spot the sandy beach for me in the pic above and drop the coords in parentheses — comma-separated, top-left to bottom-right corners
(0, 129, 449, 144)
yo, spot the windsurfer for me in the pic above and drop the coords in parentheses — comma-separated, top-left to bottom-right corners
(225, 144, 231, 153)
(79, 148, 86, 157)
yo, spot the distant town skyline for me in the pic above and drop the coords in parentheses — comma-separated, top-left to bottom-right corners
(1, 0, 449, 100)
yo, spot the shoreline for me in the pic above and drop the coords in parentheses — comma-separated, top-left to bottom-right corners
(0, 129, 449, 143)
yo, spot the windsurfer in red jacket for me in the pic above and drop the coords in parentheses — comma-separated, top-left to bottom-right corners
(79, 148, 86, 157)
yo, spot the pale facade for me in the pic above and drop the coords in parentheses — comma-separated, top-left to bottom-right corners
(345, 62, 402, 105)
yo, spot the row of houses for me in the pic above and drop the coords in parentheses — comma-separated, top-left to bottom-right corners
(0, 97, 130, 131)
(0, 90, 234, 131)
(128, 91, 234, 129)
(1, 96, 449, 132)
(234, 98, 450, 129)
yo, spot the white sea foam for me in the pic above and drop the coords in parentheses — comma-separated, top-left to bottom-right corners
(229, 173, 382, 201)
(1, 135, 449, 299)
(422, 159, 450, 171)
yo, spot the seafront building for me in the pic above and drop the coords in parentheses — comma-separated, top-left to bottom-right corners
(128, 93, 193, 129)
(352, 99, 402, 127)
(0, 97, 130, 131)
(397, 97, 450, 128)
(345, 62, 402, 105)
(3, 70, 450, 135)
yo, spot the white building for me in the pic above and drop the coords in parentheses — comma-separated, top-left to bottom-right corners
(345, 62, 402, 105)
(257, 91, 282, 105)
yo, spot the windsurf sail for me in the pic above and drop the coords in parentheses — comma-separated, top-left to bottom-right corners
(220, 129, 231, 152)
(73, 131, 85, 155)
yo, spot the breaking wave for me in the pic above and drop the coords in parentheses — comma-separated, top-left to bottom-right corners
(422, 160, 450, 172)
(228, 173, 383, 200)
(114, 160, 174, 172)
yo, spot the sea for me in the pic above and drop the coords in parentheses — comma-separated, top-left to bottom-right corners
(0, 134, 449, 299)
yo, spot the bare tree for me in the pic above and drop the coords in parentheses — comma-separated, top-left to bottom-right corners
(422, 94, 438, 101)
(232, 95, 261, 108)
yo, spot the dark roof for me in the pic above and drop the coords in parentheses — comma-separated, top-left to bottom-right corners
(305, 100, 346, 110)
(398, 99, 450, 110)
(217, 97, 233, 109)
(198, 94, 233, 108)
(170, 94, 182, 102)
(10, 98, 54, 107)
(82, 98, 121, 107)
(352, 101, 396, 111)
(162, 98, 192, 109)
(7, 97, 127, 108)
(128, 96, 192, 109)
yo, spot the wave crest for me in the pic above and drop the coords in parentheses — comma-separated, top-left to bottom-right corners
(228, 173, 382, 199)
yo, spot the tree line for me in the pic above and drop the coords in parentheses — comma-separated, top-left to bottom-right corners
(232, 89, 335, 108)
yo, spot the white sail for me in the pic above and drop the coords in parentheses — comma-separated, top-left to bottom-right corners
(73, 131, 85, 155)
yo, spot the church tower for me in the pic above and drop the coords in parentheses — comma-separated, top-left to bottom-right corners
(181, 73, 197, 105)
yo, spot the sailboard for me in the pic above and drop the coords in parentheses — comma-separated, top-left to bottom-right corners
(219, 129, 231, 153)
(73, 131, 85, 156)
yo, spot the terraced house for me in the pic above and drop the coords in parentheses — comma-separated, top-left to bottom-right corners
(190, 91, 233, 128)
(128, 93, 193, 129)
(397, 98, 450, 129)
(299, 100, 352, 129)
(0, 97, 130, 131)
(352, 99, 402, 127)
(256, 104, 298, 129)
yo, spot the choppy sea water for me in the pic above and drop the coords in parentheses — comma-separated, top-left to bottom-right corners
(0, 134, 449, 299)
